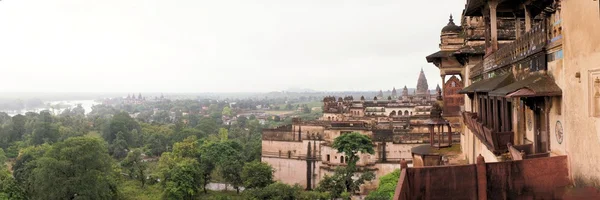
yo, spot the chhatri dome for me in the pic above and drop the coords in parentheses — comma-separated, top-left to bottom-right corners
(441, 14, 461, 33)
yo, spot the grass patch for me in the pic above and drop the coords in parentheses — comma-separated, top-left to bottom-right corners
(197, 190, 245, 200)
(119, 180, 162, 200)
(432, 144, 461, 155)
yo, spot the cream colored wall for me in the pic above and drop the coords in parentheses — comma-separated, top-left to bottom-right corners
(384, 108, 414, 116)
(323, 129, 372, 143)
(263, 157, 309, 187)
(262, 140, 304, 156)
(322, 113, 345, 121)
(262, 140, 322, 158)
(524, 108, 535, 144)
(548, 58, 566, 155)
(562, 0, 600, 185)
(384, 143, 420, 160)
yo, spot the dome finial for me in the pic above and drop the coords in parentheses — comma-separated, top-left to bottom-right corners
(449, 14, 453, 22)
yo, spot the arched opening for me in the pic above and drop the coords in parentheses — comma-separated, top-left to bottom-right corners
(389, 111, 396, 117)
(340, 156, 344, 163)
(328, 116, 331, 121)
(404, 110, 409, 115)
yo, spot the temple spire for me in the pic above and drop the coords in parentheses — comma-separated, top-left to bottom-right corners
(416, 69, 429, 95)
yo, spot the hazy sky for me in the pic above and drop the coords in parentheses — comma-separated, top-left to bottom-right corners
(0, 0, 465, 93)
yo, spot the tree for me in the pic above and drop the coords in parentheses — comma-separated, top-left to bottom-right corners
(110, 131, 129, 159)
(218, 128, 228, 142)
(27, 137, 118, 199)
(218, 141, 244, 193)
(158, 137, 202, 199)
(222, 106, 232, 117)
(105, 111, 139, 145)
(71, 104, 85, 116)
(195, 117, 218, 138)
(122, 149, 148, 187)
(0, 168, 25, 200)
(163, 158, 201, 200)
(241, 161, 274, 189)
(331, 132, 375, 193)
(243, 182, 301, 200)
(31, 111, 59, 145)
(237, 116, 247, 127)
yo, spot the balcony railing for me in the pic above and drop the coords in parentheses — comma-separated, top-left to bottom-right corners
(462, 112, 513, 154)
(482, 23, 547, 74)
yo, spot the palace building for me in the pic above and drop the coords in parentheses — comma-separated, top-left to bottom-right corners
(396, 0, 600, 199)
(261, 71, 460, 194)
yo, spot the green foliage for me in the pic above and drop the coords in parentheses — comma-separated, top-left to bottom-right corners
(196, 117, 218, 137)
(106, 111, 139, 145)
(110, 131, 129, 159)
(200, 140, 244, 193)
(330, 132, 375, 193)
(241, 161, 274, 189)
(31, 111, 59, 145)
(122, 149, 148, 187)
(218, 128, 228, 142)
(332, 132, 375, 163)
(163, 158, 202, 200)
(159, 137, 203, 198)
(315, 167, 376, 198)
(5, 141, 24, 158)
(243, 182, 301, 200)
(222, 106, 232, 117)
(26, 137, 118, 199)
(0, 169, 25, 200)
(297, 190, 331, 200)
(365, 169, 401, 200)
(0, 149, 6, 166)
(119, 179, 162, 200)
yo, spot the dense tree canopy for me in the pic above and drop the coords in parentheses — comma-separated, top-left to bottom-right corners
(0, 96, 323, 199)
(25, 137, 118, 199)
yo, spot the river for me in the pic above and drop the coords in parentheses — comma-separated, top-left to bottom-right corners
(3, 100, 98, 116)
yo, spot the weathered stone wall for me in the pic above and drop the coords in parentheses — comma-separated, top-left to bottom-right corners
(394, 155, 570, 199)
(562, 0, 600, 186)
(486, 156, 571, 199)
(263, 157, 308, 187)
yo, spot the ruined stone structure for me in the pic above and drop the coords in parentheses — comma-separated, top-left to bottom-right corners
(262, 72, 460, 194)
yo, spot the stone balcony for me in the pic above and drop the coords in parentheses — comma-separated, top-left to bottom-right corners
(462, 112, 513, 154)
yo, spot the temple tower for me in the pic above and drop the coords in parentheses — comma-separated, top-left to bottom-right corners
(416, 68, 429, 96)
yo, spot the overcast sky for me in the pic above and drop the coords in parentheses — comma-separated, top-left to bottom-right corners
(0, 0, 465, 93)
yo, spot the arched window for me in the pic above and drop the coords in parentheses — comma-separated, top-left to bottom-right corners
(404, 110, 409, 115)
(389, 111, 396, 117)
(340, 156, 344, 163)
